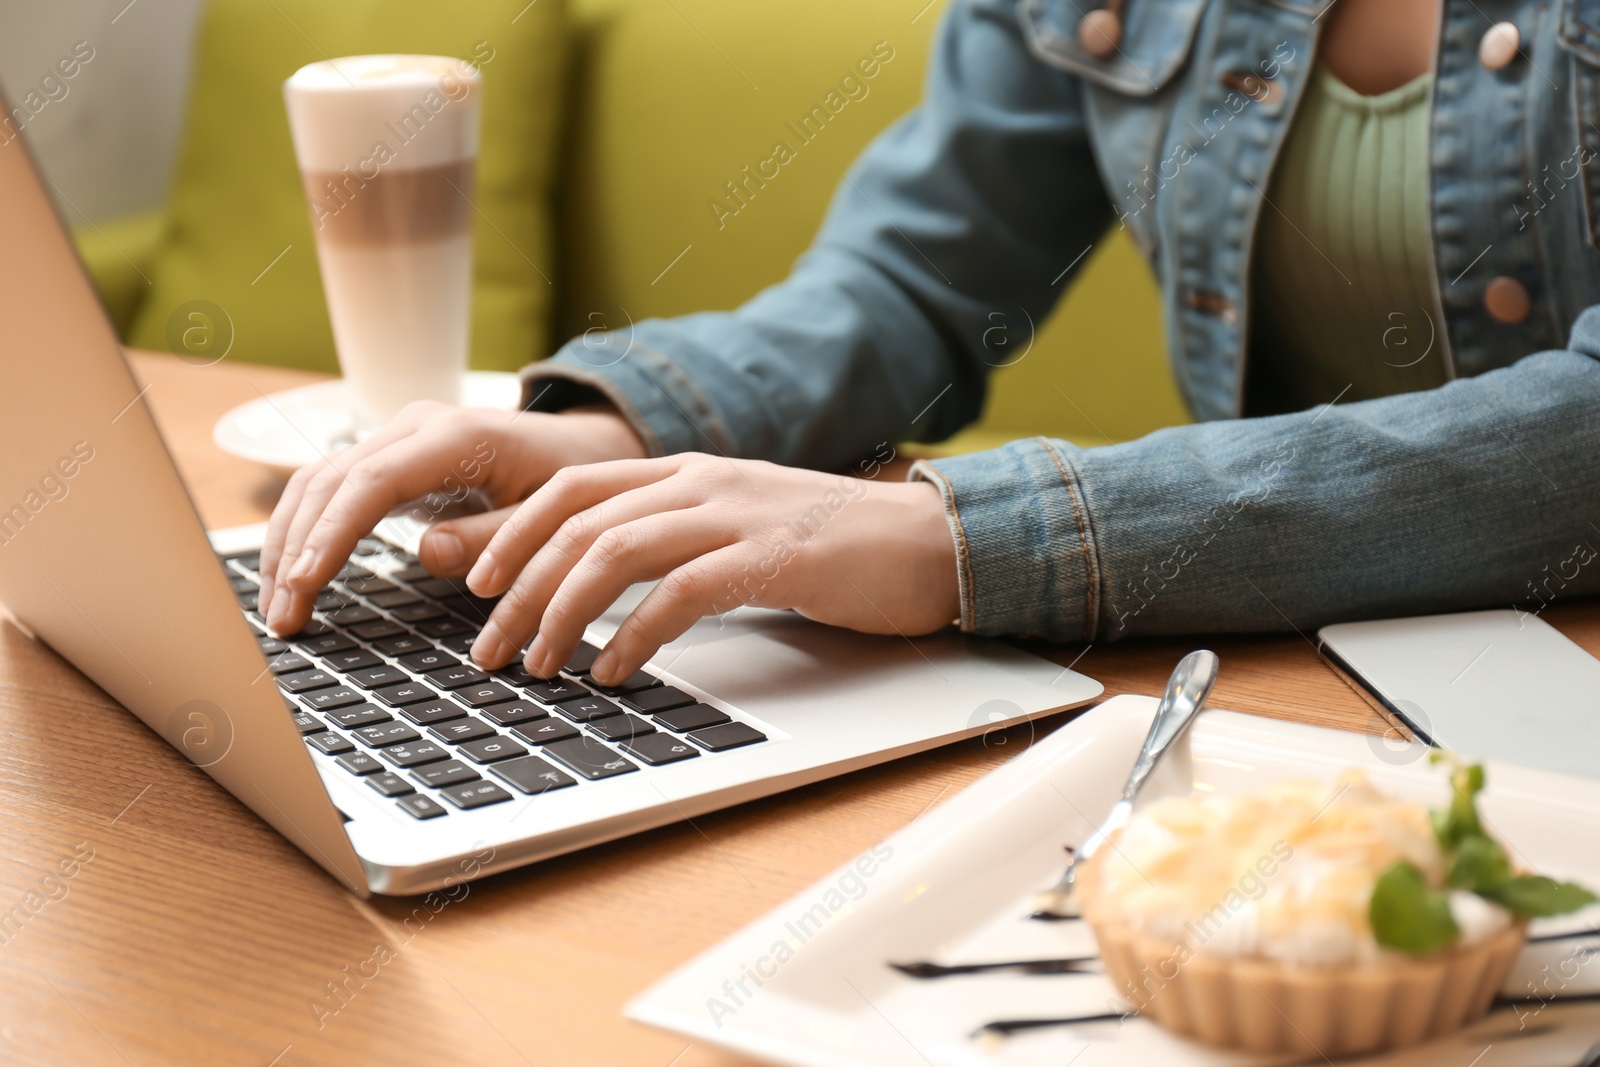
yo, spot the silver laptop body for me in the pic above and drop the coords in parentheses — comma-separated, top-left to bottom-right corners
(0, 110, 1101, 896)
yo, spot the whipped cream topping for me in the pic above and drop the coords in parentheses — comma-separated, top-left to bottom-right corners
(1088, 770, 1512, 966)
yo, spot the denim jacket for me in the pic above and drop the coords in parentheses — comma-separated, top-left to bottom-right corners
(522, 0, 1600, 642)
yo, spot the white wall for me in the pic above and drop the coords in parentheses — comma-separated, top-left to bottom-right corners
(0, 0, 204, 220)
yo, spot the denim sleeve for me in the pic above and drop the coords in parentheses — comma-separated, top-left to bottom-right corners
(910, 308, 1600, 640)
(518, 0, 1111, 469)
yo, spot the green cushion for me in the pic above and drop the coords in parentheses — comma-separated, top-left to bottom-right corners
(71, 211, 163, 337)
(561, 0, 1188, 446)
(126, 0, 566, 373)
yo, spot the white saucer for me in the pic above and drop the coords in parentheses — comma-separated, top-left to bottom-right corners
(213, 371, 523, 474)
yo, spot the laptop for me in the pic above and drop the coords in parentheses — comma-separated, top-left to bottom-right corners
(0, 111, 1102, 896)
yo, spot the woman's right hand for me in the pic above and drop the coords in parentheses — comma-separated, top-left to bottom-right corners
(256, 400, 647, 636)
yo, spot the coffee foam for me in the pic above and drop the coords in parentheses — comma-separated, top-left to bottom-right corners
(284, 54, 480, 173)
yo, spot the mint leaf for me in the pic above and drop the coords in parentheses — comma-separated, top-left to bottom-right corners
(1433, 762, 1486, 849)
(1448, 833, 1511, 895)
(1488, 875, 1600, 918)
(1370, 861, 1460, 954)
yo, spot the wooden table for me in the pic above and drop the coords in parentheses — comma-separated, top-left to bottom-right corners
(2, 351, 1592, 1066)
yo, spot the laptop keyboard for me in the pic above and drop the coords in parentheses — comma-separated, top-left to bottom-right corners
(221, 538, 767, 822)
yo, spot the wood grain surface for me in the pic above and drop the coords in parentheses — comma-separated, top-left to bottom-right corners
(0, 351, 1588, 1066)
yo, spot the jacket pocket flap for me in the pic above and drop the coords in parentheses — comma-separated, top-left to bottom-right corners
(1018, 0, 1209, 96)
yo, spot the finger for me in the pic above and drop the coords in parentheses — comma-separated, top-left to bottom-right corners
(497, 507, 738, 675)
(417, 505, 518, 578)
(467, 457, 687, 596)
(280, 415, 495, 597)
(257, 464, 316, 620)
(591, 543, 767, 684)
(263, 413, 438, 634)
(469, 481, 712, 669)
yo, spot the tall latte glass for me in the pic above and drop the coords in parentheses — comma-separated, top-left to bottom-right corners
(284, 55, 481, 429)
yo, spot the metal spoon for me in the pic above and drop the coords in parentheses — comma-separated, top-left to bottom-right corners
(1033, 649, 1219, 918)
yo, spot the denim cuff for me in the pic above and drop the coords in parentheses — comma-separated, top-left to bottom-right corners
(909, 438, 1101, 640)
(518, 336, 733, 460)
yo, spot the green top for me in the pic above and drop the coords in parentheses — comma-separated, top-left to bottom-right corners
(1247, 64, 1449, 415)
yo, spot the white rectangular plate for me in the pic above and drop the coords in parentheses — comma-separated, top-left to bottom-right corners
(629, 695, 1600, 1066)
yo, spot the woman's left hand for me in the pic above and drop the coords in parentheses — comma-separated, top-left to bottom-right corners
(420, 454, 960, 685)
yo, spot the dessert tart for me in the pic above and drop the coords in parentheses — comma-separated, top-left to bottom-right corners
(1077, 758, 1595, 1057)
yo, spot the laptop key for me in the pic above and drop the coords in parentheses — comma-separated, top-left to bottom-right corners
(353, 722, 421, 748)
(620, 686, 696, 714)
(456, 735, 529, 764)
(344, 575, 397, 596)
(417, 616, 475, 638)
(257, 636, 288, 656)
(439, 633, 477, 654)
(688, 722, 767, 752)
(336, 561, 373, 581)
(291, 618, 334, 638)
(278, 669, 337, 693)
(366, 772, 414, 798)
(394, 561, 433, 582)
(555, 694, 623, 723)
(324, 648, 382, 673)
(428, 718, 496, 744)
(346, 665, 409, 690)
(397, 793, 448, 820)
(381, 740, 450, 768)
(622, 733, 701, 766)
(335, 752, 383, 776)
(409, 576, 462, 600)
(351, 619, 407, 640)
(398, 650, 459, 673)
(367, 589, 421, 609)
(480, 700, 547, 728)
(425, 665, 489, 690)
(525, 678, 586, 704)
(653, 703, 731, 733)
(454, 682, 518, 708)
(511, 719, 580, 746)
(565, 641, 603, 675)
(390, 602, 446, 624)
(293, 631, 354, 655)
(490, 755, 578, 795)
(303, 686, 365, 711)
(410, 759, 479, 789)
(237, 592, 260, 612)
(315, 590, 353, 612)
(373, 634, 430, 657)
(543, 737, 638, 780)
(438, 780, 513, 810)
(325, 604, 378, 626)
(224, 550, 261, 571)
(374, 681, 438, 707)
(290, 711, 325, 735)
(586, 670, 662, 697)
(266, 652, 313, 675)
(306, 731, 355, 756)
(323, 703, 392, 728)
(587, 714, 656, 743)
(398, 700, 468, 727)
(497, 662, 538, 687)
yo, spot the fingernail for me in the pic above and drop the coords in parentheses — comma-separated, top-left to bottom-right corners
(472, 631, 513, 669)
(430, 529, 464, 571)
(287, 548, 319, 586)
(258, 574, 275, 617)
(266, 591, 298, 636)
(591, 648, 618, 685)
(524, 634, 549, 676)
(466, 553, 501, 595)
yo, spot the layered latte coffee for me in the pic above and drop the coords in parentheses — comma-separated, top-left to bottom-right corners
(284, 55, 482, 428)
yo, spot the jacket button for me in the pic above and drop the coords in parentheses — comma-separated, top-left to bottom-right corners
(1078, 8, 1123, 60)
(1479, 22, 1520, 70)
(1483, 276, 1531, 324)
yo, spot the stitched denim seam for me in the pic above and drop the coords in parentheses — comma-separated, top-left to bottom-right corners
(630, 340, 734, 454)
(1037, 437, 1100, 640)
(908, 459, 976, 631)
